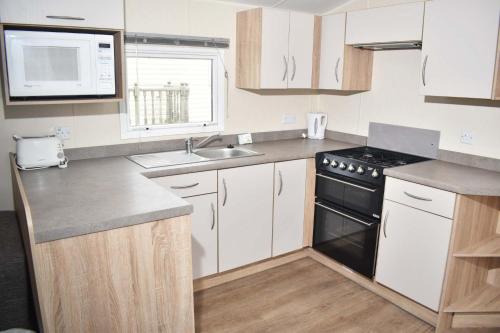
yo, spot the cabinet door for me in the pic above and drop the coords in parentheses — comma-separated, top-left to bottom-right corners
(319, 14, 346, 90)
(218, 164, 274, 271)
(288, 12, 314, 89)
(273, 160, 306, 256)
(185, 194, 218, 279)
(260, 8, 290, 89)
(420, 0, 500, 99)
(375, 200, 452, 311)
(0, 0, 124, 29)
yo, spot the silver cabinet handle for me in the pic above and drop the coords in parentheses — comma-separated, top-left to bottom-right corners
(46, 15, 85, 21)
(210, 202, 215, 230)
(170, 182, 199, 190)
(422, 55, 428, 86)
(383, 210, 390, 238)
(315, 202, 376, 227)
(291, 56, 296, 81)
(222, 178, 228, 207)
(334, 57, 341, 83)
(282, 56, 288, 82)
(404, 191, 432, 202)
(277, 170, 283, 196)
(316, 173, 377, 193)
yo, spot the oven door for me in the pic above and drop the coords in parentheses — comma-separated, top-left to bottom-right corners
(316, 173, 383, 219)
(313, 201, 379, 278)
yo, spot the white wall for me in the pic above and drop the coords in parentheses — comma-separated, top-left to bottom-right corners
(320, 0, 500, 159)
(0, 0, 315, 210)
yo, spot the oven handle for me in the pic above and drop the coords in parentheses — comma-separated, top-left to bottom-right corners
(316, 173, 377, 193)
(315, 202, 376, 227)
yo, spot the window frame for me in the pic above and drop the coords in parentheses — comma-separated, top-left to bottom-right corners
(119, 44, 225, 139)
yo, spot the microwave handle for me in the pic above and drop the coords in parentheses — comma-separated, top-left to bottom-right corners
(46, 15, 86, 21)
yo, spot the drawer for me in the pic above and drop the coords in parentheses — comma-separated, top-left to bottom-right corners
(384, 177, 456, 219)
(152, 171, 217, 198)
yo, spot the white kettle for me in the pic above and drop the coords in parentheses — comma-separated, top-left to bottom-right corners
(307, 112, 328, 140)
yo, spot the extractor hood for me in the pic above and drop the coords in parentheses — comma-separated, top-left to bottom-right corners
(352, 41, 422, 51)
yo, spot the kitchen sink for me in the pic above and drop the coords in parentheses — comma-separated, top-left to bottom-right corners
(128, 147, 263, 169)
(194, 147, 261, 160)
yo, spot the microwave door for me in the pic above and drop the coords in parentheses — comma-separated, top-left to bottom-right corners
(5, 30, 97, 97)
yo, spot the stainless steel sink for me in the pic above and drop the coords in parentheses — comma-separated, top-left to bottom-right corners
(194, 147, 261, 160)
(128, 147, 263, 169)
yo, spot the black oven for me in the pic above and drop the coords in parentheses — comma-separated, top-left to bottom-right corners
(313, 201, 379, 278)
(315, 172, 383, 219)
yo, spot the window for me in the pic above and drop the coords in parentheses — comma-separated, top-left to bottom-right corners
(120, 43, 225, 138)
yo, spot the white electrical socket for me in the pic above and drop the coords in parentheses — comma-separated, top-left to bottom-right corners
(55, 126, 71, 140)
(282, 114, 296, 124)
(460, 130, 473, 145)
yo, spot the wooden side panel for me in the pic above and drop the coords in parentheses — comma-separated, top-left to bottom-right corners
(311, 16, 321, 89)
(235, 8, 262, 89)
(453, 313, 500, 328)
(342, 45, 373, 91)
(32, 216, 194, 333)
(492, 26, 500, 99)
(303, 158, 316, 247)
(436, 195, 500, 332)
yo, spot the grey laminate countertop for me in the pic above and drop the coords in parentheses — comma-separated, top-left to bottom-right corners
(384, 160, 500, 196)
(19, 138, 358, 243)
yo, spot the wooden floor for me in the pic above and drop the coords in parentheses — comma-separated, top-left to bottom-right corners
(194, 258, 434, 333)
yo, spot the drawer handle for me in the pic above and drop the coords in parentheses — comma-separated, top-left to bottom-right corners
(46, 15, 86, 21)
(210, 203, 215, 230)
(315, 202, 376, 227)
(404, 191, 432, 202)
(170, 182, 199, 190)
(316, 173, 377, 192)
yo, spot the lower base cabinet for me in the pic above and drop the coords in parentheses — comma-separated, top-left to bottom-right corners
(185, 194, 218, 279)
(218, 163, 274, 272)
(375, 199, 452, 311)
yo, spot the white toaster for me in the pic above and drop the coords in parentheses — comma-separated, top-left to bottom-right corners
(14, 135, 68, 170)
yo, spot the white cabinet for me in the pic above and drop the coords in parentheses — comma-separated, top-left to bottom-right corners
(319, 13, 345, 90)
(185, 194, 218, 279)
(218, 164, 274, 271)
(273, 160, 306, 256)
(260, 8, 290, 89)
(376, 199, 453, 311)
(0, 0, 124, 29)
(236, 8, 315, 89)
(345, 2, 424, 45)
(420, 0, 500, 99)
(319, 13, 373, 91)
(287, 12, 315, 89)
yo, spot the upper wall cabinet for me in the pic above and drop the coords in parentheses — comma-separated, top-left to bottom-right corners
(345, 2, 424, 46)
(420, 0, 500, 100)
(0, 0, 124, 29)
(236, 8, 316, 89)
(319, 13, 373, 91)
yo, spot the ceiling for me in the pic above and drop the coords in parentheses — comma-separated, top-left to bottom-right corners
(217, 0, 353, 14)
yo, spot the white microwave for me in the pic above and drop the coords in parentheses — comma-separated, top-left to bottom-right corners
(4, 30, 116, 97)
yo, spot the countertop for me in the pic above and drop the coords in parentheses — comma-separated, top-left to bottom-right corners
(19, 138, 358, 243)
(384, 160, 500, 196)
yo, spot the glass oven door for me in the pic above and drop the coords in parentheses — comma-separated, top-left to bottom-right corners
(313, 201, 379, 278)
(316, 173, 383, 219)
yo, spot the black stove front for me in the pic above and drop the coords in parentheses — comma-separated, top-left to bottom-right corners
(313, 146, 429, 278)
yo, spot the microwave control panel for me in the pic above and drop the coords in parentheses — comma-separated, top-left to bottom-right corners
(95, 35, 116, 95)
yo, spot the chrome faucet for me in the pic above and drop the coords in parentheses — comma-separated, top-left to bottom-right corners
(185, 133, 222, 154)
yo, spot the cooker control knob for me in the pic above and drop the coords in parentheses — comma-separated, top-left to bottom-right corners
(330, 160, 339, 168)
(357, 166, 365, 175)
(322, 158, 330, 166)
(347, 164, 356, 172)
(339, 162, 347, 170)
(371, 169, 380, 178)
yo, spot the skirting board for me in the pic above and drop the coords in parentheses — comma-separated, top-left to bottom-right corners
(193, 247, 438, 327)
